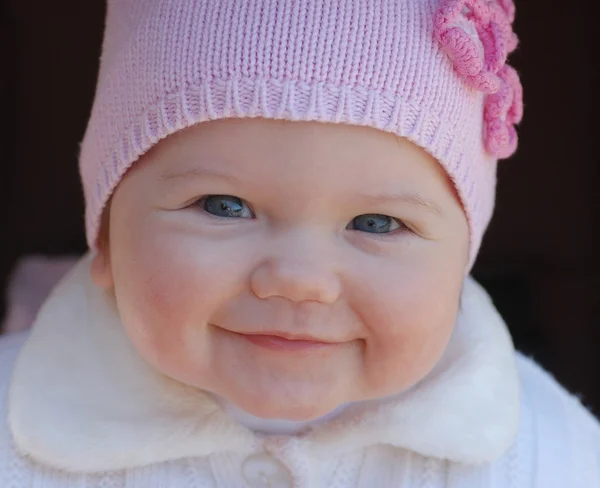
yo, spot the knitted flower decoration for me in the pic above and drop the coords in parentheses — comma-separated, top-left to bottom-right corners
(434, 0, 523, 158)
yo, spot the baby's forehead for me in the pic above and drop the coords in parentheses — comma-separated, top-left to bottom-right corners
(147, 119, 446, 194)
(153, 119, 434, 171)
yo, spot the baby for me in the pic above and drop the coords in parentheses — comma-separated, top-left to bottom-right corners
(1, 0, 599, 487)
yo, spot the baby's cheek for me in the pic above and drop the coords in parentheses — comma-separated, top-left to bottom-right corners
(361, 274, 460, 394)
(117, 266, 211, 381)
(124, 256, 189, 315)
(114, 239, 244, 368)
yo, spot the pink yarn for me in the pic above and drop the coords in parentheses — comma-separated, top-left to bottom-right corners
(485, 65, 523, 158)
(434, 0, 522, 158)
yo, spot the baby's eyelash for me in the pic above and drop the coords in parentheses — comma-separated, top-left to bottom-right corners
(347, 214, 408, 235)
(195, 195, 254, 219)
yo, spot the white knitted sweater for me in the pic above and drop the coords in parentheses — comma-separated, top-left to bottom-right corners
(1, 256, 599, 488)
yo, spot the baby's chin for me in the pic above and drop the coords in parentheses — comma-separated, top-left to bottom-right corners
(213, 372, 358, 422)
(255, 399, 337, 421)
(226, 392, 344, 422)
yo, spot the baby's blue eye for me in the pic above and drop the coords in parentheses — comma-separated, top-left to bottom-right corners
(199, 195, 253, 218)
(348, 214, 403, 234)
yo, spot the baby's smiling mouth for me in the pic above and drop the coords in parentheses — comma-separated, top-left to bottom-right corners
(239, 333, 335, 351)
(217, 326, 343, 352)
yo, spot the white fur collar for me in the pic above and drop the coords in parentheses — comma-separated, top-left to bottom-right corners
(8, 254, 519, 473)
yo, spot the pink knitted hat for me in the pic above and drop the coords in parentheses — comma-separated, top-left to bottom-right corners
(79, 0, 522, 268)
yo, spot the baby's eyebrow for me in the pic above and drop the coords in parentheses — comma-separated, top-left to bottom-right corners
(159, 166, 242, 184)
(361, 191, 444, 216)
(160, 167, 443, 216)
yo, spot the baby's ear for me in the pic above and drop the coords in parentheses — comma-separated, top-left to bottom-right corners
(90, 213, 114, 290)
(90, 246, 114, 290)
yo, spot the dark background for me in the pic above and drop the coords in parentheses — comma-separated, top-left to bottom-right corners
(1, 1, 599, 411)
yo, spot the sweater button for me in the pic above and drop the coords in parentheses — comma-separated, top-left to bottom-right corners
(242, 453, 293, 488)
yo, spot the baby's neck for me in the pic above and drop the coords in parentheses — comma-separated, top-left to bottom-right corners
(215, 396, 350, 435)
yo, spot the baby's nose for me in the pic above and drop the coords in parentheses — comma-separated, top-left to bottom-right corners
(250, 256, 341, 305)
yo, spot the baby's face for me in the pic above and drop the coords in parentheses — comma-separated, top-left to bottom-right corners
(93, 119, 469, 420)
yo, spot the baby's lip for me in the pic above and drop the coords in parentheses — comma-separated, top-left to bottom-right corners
(214, 324, 355, 348)
(236, 331, 337, 344)
(235, 332, 340, 352)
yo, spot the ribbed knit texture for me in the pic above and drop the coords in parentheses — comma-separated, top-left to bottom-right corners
(1, 332, 598, 487)
(77, 0, 516, 268)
